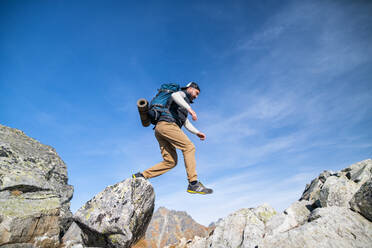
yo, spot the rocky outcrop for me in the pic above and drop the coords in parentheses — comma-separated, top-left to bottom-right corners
(0, 124, 74, 247)
(1, 124, 155, 248)
(133, 207, 208, 248)
(208, 204, 277, 248)
(262, 206, 372, 248)
(300, 159, 372, 208)
(62, 178, 155, 248)
(2, 124, 371, 248)
(168, 159, 372, 248)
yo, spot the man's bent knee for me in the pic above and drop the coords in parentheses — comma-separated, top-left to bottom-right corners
(184, 143, 195, 153)
(164, 159, 177, 168)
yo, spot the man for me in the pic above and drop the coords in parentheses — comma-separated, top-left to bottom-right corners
(133, 82, 213, 194)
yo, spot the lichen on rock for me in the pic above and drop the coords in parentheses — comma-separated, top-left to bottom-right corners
(0, 124, 74, 247)
(63, 178, 155, 248)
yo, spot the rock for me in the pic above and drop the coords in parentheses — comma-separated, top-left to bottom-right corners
(263, 207, 372, 248)
(242, 204, 277, 248)
(300, 159, 372, 208)
(0, 191, 60, 247)
(68, 178, 155, 248)
(198, 204, 276, 248)
(350, 178, 372, 221)
(165, 236, 207, 248)
(283, 200, 312, 224)
(186, 236, 208, 248)
(318, 175, 359, 207)
(265, 200, 312, 236)
(164, 237, 188, 248)
(343, 159, 372, 184)
(0, 124, 74, 247)
(0, 244, 36, 248)
(300, 170, 333, 205)
(61, 222, 87, 248)
(209, 208, 258, 248)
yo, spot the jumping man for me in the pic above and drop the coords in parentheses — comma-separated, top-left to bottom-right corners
(133, 82, 213, 194)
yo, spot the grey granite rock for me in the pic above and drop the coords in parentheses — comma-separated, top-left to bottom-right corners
(187, 204, 276, 248)
(343, 159, 372, 185)
(0, 124, 74, 247)
(300, 171, 331, 205)
(70, 178, 155, 248)
(318, 175, 359, 207)
(208, 208, 261, 248)
(61, 222, 88, 248)
(165, 236, 207, 248)
(0, 244, 36, 248)
(350, 178, 372, 221)
(265, 200, 312, 236)
(300, 159, 372, 208)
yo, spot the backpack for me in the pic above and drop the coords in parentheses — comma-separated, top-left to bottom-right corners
(148, 83, 180, 125)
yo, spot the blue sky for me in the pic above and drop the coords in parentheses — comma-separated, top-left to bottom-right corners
(1, 0, 372, 225)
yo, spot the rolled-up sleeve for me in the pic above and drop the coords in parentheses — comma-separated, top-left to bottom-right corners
(184, 118, 200, 135)
(171, 91, 191, 110)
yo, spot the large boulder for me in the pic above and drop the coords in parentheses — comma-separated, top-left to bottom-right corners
(265, 200, 312, 236)
(343, 159, 372, 185)
(62, 178, 155, 248)
(350, 178, 372, 221)
(61, 222, 87, 248)
(181, 204, 276, 248)
(0, 124, 74, 247)
(318, 175, 359, 207)
(300, 170, 332, 205)
(300, 159, 372, 208)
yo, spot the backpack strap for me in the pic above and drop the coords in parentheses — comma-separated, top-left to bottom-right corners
(158, 88, 176, 93)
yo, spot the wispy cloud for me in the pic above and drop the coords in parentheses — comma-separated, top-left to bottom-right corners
(237, 26, 285, 50)
(194, 0, 372, 171)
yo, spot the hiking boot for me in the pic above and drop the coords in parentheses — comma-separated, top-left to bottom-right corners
(187, 181, 213, 194)
(132, 172, 145, 179)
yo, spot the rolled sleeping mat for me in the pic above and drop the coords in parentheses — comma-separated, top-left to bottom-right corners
(137, 98, 151, 127)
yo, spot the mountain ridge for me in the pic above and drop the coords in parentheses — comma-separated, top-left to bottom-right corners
(133, 206, 210, 248)
(1, 124, 371, 248)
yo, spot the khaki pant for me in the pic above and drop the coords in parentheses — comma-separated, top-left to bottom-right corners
(142, 121, 198, 182)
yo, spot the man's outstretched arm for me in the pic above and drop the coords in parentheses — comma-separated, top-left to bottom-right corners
(184, 119, 206, 140)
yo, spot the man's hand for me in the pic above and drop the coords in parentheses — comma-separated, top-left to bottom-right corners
(197, 132, 206, 141)
(188, 108, 197, 121)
